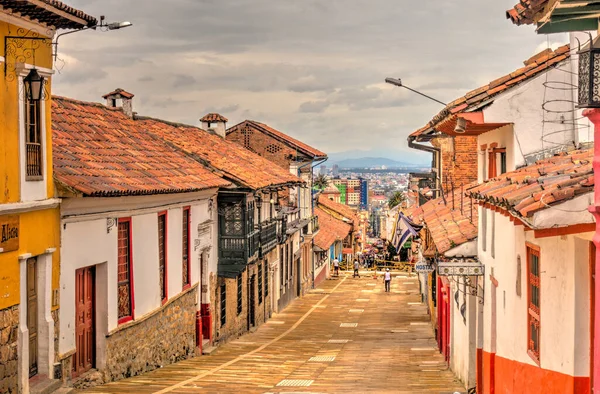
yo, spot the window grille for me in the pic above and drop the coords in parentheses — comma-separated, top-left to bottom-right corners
(118, 220, 133, 322)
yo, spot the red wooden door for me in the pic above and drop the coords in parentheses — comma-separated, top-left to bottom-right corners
(73, 266, 95, 378)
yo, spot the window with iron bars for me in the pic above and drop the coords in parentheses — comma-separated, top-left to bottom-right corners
(237, 276, 243, 315)
(258, 263, 263, 304)
(527, 244, 541, 364)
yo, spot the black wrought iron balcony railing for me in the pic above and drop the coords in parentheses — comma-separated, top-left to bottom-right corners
(219, 229, 260, 263)
(260, 220, 278, 256)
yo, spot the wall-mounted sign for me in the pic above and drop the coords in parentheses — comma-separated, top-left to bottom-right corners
(0, 215, 19, 253)
(415, 261, 435, 273)
(437, 259, 484, 276)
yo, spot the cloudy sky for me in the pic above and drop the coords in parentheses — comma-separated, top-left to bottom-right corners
(54, 0, 565, 164)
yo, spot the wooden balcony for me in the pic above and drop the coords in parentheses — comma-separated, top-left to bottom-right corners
(260, 220, 278, 257)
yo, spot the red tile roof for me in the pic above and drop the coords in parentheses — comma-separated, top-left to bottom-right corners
(228, 120, 327, 158)
(409, 45, 570, 139)
(506, 0, 551, 25)
(314, 207, 352, 250)
(467, 149, 593, 219)
(52, 96, 229, 197)
(138, 119, 302, 190)
(102, 89, 134, 99)
(317, 194, 358, 227)
(407, 186, 478, 254)
(200, 113, 228, 123)
(0, 0, 97, 28)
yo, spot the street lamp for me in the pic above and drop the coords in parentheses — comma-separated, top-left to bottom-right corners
(385, 77, 447, 106)
(23, 68, 45, 102)
(53, 15, 133, 61)
(577, 35, 600, 108)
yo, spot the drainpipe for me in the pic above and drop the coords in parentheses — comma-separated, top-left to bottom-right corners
(407, 135, 442, 199)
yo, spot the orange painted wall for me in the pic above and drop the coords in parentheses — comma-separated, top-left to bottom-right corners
(481, 351, 589, 394)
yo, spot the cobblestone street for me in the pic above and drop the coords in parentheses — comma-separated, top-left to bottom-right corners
(81, 272, 463, 394)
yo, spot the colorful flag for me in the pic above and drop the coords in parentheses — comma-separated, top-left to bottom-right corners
(394, 213, 420, 252)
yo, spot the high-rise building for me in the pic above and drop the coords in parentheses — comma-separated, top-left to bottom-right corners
(320, 164, 327, 175)
(332, 164, 339, 176)
(359, 178, 369, 210)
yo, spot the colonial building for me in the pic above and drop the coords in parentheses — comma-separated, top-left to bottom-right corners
(0, 2, 95, 393)
(406, 42, 596, 393)
(139, 113, 303, 341)
(226, 120, 326, 303)
(52, 95, 230, 386)
(317, 195, 360, 261)
(313, 207, 351, 287)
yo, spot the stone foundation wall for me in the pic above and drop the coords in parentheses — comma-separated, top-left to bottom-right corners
(101, 287, 197, 384)
(0, 305, 19, 394)
(215, 260, 272, 344)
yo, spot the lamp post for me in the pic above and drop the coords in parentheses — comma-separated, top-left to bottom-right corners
(577, 35, 600, 392)
(385, 77, 447, 106)
(53, 15, 133, 61)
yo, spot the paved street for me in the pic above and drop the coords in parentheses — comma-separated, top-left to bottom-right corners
(82, 272, 464, 394)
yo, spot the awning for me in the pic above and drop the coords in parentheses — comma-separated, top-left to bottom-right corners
(434, 113, 511, 137)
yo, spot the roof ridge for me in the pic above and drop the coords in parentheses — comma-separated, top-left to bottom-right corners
(52, 95, 123, 111)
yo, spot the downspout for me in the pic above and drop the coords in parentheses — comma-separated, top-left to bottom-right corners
(407, 135, 442, 200)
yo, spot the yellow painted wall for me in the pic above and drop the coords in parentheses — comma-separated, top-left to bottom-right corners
(0, 18, 60, 311)
(0, 209, 60, 310)
(0, 19, 55, 204)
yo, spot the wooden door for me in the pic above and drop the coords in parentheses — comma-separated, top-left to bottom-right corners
(73, 266, 95, 378)
(27, 258, 38, 378)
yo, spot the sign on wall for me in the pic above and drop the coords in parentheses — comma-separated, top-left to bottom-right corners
(0, 215, 19, 253)
(437, 259, 484, 276)
(415, 261, 435, 273)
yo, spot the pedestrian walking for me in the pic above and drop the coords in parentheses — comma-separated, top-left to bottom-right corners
(333, 258, 339, 277)
(353, 260, 360, 278)
(384, 268, 391, 292)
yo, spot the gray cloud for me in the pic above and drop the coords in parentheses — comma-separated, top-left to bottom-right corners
(299, 101, 330, 113)
(55, 0, 562, 161)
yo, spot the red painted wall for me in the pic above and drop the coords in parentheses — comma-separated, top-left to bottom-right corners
(481, 351, 589, 394)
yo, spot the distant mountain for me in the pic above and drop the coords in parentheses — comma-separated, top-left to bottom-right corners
(325, 149, 429, 167)
(333, 157, 423, 168)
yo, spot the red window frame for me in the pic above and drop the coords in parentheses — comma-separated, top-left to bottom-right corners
(526, 242, 541, 365)
(158, 211, 168, 305)
(182, 207, 191, 290)
(117, 218, 135, 324)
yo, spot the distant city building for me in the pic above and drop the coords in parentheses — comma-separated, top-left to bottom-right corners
(320, 164, 327, 175)
(359, 178, 369, 210)
(332, 164, 339, 176)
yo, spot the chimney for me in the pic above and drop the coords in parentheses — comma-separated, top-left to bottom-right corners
(102, 88, 135, 118)
(200, 113, 228, 138)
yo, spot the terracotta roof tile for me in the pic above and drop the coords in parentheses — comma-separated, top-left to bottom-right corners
(102, 88, 134, 99)
(317, 194, 358, 227)
(0, 0, 96, 28)
(228, 120, 327, 158)
(200, 113, 228, 123)
(406, 185, 478, 254)
(314, 207, 352, 250)
(138, 119, 301, 190)
(506, 0, 551, 25)
(468, 149, 593, 218)
(410, 45, 570, 140)
(52, 96, 230, 197)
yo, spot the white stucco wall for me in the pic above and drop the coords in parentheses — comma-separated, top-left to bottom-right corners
(482, 60, 592, 168)
(479, 206, 594, 377)
(450, 276, 478, 388)
(59, 190, 217, 356)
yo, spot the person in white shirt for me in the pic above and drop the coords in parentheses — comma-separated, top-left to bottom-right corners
(333, 258, 339, 277)
(384, 268, 392, 292)
(353, 260, 360, 278)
